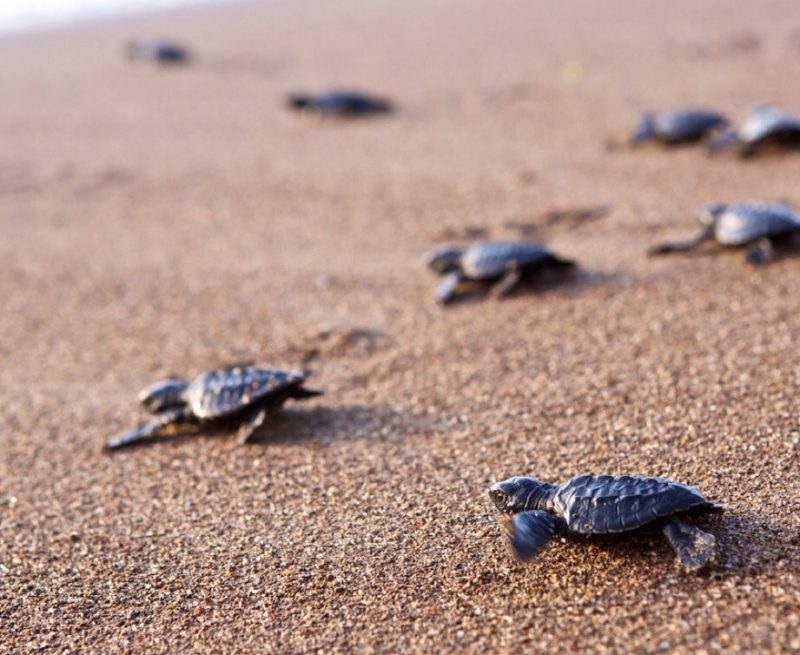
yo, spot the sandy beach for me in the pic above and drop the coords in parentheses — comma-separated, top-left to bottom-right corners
(1, 0, 800, 651)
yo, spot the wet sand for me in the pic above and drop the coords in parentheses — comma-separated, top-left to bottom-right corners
(1, 0, 799, 652)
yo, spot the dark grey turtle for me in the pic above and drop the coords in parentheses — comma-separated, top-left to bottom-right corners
(287, 90, 393, 117)
(631, 109, 727, 146)
(426, 241, 576, 304)
(126, 40, 192, 65)
(708, 105, 800, 156)
(489, 474, 722, 573)
(107, 365, 321, 450)
(648, 201, 800, 264)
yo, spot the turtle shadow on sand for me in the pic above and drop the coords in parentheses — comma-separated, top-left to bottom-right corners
(567, 268, 631, 292)
(289, 326, 391, 366)
(558, 510, 728, 576)
(503, 510, 795, 578)
(709, 510, 799, 577)
(245, 404, 412, 448)
(106, 404, 412, 451)
(733, 138, 800, 159)
(503, 205, 612, 239)
(436, 270, 578, 306)
(432, 266, 626, 307)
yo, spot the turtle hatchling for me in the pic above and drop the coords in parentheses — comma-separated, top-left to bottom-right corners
(286, 90, 393, 118)
(631, 109, 727, 146)
(708, 105, 800, 156)
(648, 201, 800, 264)
(426, 241, 575, 304)
(489, 474, 722, 573)
(107, 365, 321, 450)
(125, 39, 192, 65)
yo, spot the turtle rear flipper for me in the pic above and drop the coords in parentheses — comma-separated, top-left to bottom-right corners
(648, 238, 700, 256)
(506, 510, 565, 561)
(106, 406, 191, 450)
(492, 262, 522, 298)
(663, 518, 716, 573)
(237, 407, 268, 445)
(435, 271, 463, 304)
(289, 386, 323, 399)
(648, 228, 714, 256)
(537, 252, 577, 272)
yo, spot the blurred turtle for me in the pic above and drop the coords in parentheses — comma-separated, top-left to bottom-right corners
(648, 201, 800, 264)
(708, 105, 800, 156)
(631, 109, 727, 146)
(426, 241, 575, 304)
(107, 365, 321, 450)
(126, 39, 192, 65)
(489, 474, 722, 573)
(286, 90, 393, 117)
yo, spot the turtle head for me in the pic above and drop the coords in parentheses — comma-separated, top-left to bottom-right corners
(287, 93, 313, 111)
(426, 245, 464, 274)
(630, 113, 655, 146)
(138, 379, 189, 412)
(489, 476, 555, 513)
(700, 203, 727, 228)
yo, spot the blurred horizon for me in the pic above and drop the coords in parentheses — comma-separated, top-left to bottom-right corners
(0, 0, 226, 33)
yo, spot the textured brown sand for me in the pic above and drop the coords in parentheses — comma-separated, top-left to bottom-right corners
(1, 0, 800, 652)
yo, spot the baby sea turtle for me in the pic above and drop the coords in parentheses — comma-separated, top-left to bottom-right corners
(126, 40, 192, 65)
(631, 109, 727, 146)
(107, 365, 321, 450)
(426, 241, 575, 304)
(489, 474, 722, 573)
(286, 90, 393, 117)
(708, 105, 800, 156)
(648, 201, 800, 264)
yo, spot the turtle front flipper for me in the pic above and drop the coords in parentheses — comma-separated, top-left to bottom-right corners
(106, 406, 191, 450)
(505, 510, 565, 561)
(435, 271, 464, 304)
(663, 518, 716, 573)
